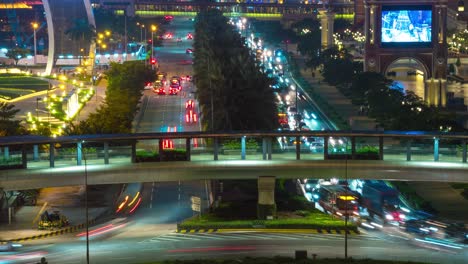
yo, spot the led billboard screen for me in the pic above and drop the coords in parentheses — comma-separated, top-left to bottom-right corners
(381, 6, 432, 46)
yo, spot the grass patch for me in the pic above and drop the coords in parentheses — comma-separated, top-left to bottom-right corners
(179, 209, 356, 231)
(143, 256, 430, 264)
(0, 74, 49, 99)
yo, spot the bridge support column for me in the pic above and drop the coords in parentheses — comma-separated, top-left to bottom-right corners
(186, 138, 191, 161)
(262, 138, 267, 160)
(319, 10, 334, 49)
(257, 176, 276, 220)
(462, 140, 467, 163)
(324, 136, 329, 160)
(296, 136, 301, 160)
(434, 137, 439, 162)
(241, 136, 246, 160)
(49, 143, 54, 168)
(213, 138, 219, 161)
(406, 140, 412, 161)
(379, 137, 384, 160)
(104, 142, 109, 164)
(131, 141, 136, 163)
(77, 142, 82, 166)
(33, 145, 39, 161)
(21, 145, 27, 169)
(267, 137, 272, 160)
(3, 147, 9, 160)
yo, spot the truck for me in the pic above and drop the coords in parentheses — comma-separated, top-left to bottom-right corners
(361, 182, 405, 224)
(317, 184, 360, 218)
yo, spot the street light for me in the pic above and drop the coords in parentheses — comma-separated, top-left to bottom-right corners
(151, 25, 157, 69)
(32, 22, 38, 65)
(458, 0, 465, 12)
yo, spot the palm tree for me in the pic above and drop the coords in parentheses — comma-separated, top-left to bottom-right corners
(65, 18, 96, 65)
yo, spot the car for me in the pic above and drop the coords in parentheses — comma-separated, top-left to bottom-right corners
(187, 33, 193, 40)
(154, 80, 163, 88)
(170, 77, 181, 90)
(144, 82, 153, 90)
(186, 99, 195, 109)
(185, 110, 198, 123)
(168, 87, 179, 95)
(310, 142, 324, 153)
(186, 48, 193, 54)
(154, 87, 165, 95)
(162, 33, 173, 39)
(164, 15, 174, 22)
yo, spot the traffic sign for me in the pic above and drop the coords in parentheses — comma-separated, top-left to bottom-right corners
(191, 204, 201, 212)
(191, 196, 201, 205)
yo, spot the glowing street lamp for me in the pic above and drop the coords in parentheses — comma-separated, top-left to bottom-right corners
(32, 22, 39, 65)
(151, 25, 157, 69)
(458, 0, 465, 12)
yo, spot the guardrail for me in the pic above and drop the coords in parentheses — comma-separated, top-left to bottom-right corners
(0, 131, 467, 170)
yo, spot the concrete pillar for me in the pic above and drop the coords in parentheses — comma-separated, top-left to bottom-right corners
(241, 136, 246, 160)
(434, 137, 439, 162)
(49, 143, 54, 168)
(3, 147, 9, 160)
(319, 10, 334, 49)
(462, 140, 467, 163)
(324, 136, 329, 160)
(379, 137, 384, 160)
(185, 138, 191, 161)
(426, 78, 446, 107)
(77, 142, 82, 166)
(406, 140, 412, 161)
(213, 138, 219, 161)
(295, 136, 301, 160)
(267, 137, 272, 160)
(33, 145, 39, 161)
(257, 176, 276, 220)
(262, 138, 267, 160)
(131, 141, 136, 163)
(21, 146, 27, 169)
(104, 142, 109, 164)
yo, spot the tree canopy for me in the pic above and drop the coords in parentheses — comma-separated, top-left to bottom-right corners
(193, 9, 278, 131)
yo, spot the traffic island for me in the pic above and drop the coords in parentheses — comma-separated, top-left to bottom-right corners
(177, 210, 359, 235)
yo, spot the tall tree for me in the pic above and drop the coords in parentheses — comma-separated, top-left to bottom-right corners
(0, 102, 25, 136)
(65, 18, 96, 56)
(5, 48, 29, 66)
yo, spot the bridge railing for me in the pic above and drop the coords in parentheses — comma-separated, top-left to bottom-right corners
(0, 131, 467, 170)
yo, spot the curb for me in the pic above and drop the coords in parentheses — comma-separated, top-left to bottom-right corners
(177, 228, 360, 235)
(5, 219, 97, 243)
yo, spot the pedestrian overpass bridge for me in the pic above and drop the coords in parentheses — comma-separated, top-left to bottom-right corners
(0, 131, 467, 190)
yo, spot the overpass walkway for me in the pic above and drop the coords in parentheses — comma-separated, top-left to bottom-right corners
(1, 131, 468, 190)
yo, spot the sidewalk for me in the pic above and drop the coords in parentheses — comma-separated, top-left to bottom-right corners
(293, 55, 377, 130)
(0, 206, 107, 241)
(292, 55, 467, 223)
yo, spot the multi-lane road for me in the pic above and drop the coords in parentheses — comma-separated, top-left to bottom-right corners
(2, 17, 467, 264)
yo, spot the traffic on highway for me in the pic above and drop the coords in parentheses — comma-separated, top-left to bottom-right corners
(1, 15, 467, 264)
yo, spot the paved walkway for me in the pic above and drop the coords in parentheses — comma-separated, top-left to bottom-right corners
(292, 55, 467, 224)
(293, 55, 377, 130)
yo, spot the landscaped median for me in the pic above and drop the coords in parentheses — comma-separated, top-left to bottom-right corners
(177, 210, 359, 235)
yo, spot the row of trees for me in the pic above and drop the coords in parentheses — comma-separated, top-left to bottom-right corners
(66, 61, 155, 134)
(193, 9, 278, 131)
(318, 47, 463, 131)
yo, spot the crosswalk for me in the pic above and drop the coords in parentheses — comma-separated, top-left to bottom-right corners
(139, 232, 382, 244)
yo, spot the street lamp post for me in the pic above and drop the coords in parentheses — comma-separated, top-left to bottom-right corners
(137, 22, 143, 42)
(32, 22, 38, 65)
(151, 25, 157, 70)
